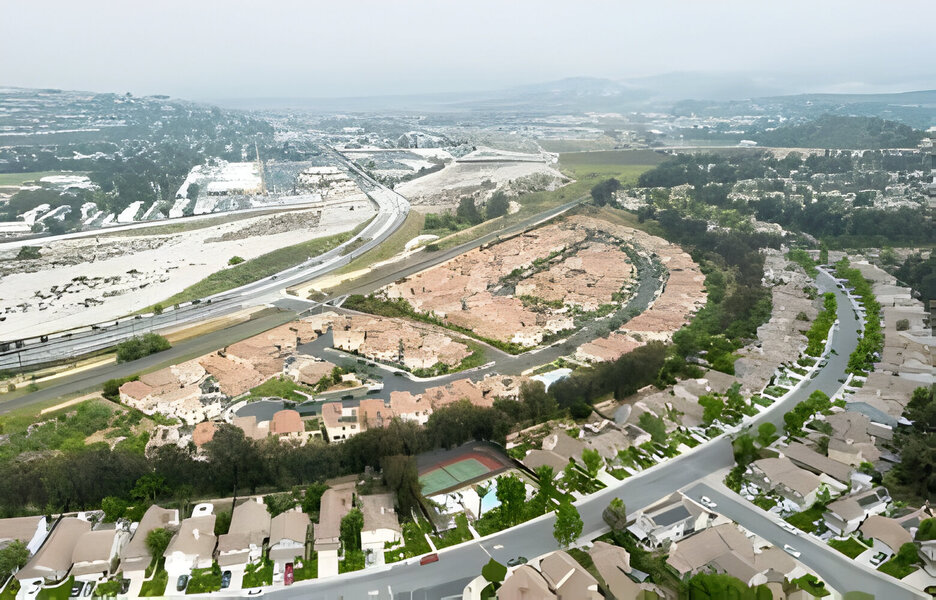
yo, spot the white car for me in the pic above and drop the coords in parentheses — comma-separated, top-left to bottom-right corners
(780, 522, 799, 535)
(783, 544, 801, 558)
(700, 496, 717, 508)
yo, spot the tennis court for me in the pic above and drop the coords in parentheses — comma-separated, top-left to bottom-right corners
(420, 457, 493, 495)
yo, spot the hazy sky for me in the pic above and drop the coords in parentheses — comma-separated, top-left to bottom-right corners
(2, 0, 933, 101)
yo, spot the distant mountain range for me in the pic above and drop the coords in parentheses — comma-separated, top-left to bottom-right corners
(214, 74, 936, 128)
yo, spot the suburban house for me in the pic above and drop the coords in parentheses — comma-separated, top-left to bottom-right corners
(538, 551, 602, 599)
(217, 499, 271, 567)
(823, 488, 891, 535)
(270, 409, 304, 439)
(522, 449, 569, 473)
(71, 529, 128, 581)
(746, 457, 823, 510)
(388, 391, 432, 425)
(859, 515, 913, 556)
(825, 412, 882, 467)
(313, 485, 354, 577)
(268, 510, 310, 568)
(627, 493, 710, 549)
(0, 515, 48, 554)
(119, 505, 179, 573)
(359, 494, 401, 555)
(322, 403, 360, 442)
(780, 441, 853, 484)
(497, 565, 556, 600)
(541, 429, 586, 465)
(357, 398, 393, 430)
(15, 517, 92, 583)
(666, 523, 797, 587)
(588, 541, 643, 600)
(163, 515, 217, 573)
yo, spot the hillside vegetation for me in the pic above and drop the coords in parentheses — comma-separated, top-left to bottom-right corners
(754, 115, 923, 149)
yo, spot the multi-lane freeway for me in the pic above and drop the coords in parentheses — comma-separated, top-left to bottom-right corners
(0, 147, 408, 371)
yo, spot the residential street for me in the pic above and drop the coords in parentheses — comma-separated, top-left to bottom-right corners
(260, 268, 914, 599)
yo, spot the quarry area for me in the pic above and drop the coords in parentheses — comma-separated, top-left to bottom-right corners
(0, 195, 373, 338)
(393, 147, 567, 210)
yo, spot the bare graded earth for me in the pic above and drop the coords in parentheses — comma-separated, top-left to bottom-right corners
(0, 197, 373, 338)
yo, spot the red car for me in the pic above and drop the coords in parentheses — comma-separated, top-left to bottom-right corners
(284, 563, 294, 586)
(419, 553, 439, 566)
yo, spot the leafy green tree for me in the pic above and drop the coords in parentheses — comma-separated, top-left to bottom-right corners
(456, 196, 483, 225)
(485, 191, 509, 219)
(131, 473, 168, 503)
(590, 178, 621, 207)
(381, 455, 422, 518)
(756, 422, 777, 447)
(302, 482, 329, 515)
(553, 501, 583, 548)
(263, 492, 297, 517)
(602, 497, 627, 532)
(897, 542, 921, 566)
(481, 558, 507, 585)
(0, 540, 29, 583)
(582, 448, 602, 479)
(732, 434, 758, 468)
(101, 496, 128, 522)
(214, 510, 232, 535)
(699, 395, 725, 425)
(495, 474, 526, 527)
(340, 507, 364, 553)
(145, 527, 173, 560)
(638, 412, 667, 444)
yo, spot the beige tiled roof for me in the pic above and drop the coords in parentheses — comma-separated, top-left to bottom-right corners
(751, 457, 821, 497)
(121, 505, 178, 565)
(0, 516, 43, 545)
(860, 515, 913, 553)
(360, 494, 400, 534)
(165, 515, 216, 560)
(218, 499, 271, 552)
(16, 518, 91, 581)
(314, 486, 354, 543)
(539, 550, 600, 599)
(497, 565, 556, 600)
(271, 410, 303, 435)
(270, 510, 310, 546)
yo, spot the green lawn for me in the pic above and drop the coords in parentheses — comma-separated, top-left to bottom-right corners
(878, 557, 919, 580)
(828, 537, 869, 559)
(245, 376, 315, 402)
(36, 577, 73, 600)
(431, 513, 473, 549)
(0, 171, 65, 186)
(0, 580, 19, 600)
(558, 150, 669, 168)
(293, 554, 317, 581)
(185, 564, 221, 594)
(242, 559, 273, 588)
(786, 505, 826, 533)
(149, 224, 364, 309)
(792, 575, 830, 597)
(339, 550, 365, 574)
(385, 520, 433, 563)
(139, 569, 168, 597)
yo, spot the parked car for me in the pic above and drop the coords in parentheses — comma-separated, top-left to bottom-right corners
(221, 571, 232, 589)
(870, 552, 888, 566)
(779, 522, 799, 535)
(70, 582, 83, 597)
(81, 582, 94, 597)
(507, 557, 528, 567)
(176, 575, 189, 592)
(420, 553, 439, 566)
(284, 563, 294, 586)
(700, 496, 717, 508)
(783, 544, 801, 558)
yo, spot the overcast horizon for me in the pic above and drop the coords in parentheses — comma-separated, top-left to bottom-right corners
(2, 0, 935, 103)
